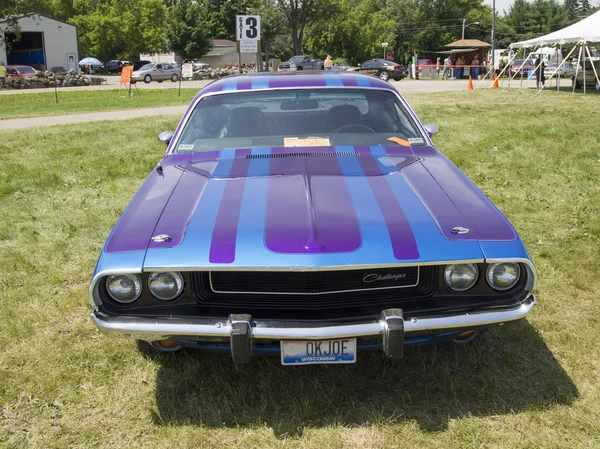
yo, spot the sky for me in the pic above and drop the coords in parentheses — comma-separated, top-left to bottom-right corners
(483, 0, 514, 16)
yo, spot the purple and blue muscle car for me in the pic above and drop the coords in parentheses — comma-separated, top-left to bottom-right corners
(89, 71, 537, 365)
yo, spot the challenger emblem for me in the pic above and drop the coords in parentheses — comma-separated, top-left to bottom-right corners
(363, 273, 407, 283)
(151, 234, 172, 243)
(451, 226, 470, 235)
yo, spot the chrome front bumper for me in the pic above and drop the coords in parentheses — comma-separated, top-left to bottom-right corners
(91, 296, 536, 362)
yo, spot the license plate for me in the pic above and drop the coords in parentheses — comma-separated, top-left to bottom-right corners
(280, 338, 357, 365)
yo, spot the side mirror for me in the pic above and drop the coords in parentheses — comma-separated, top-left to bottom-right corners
(423, 124, 438, 136)
(158, 131, 174, 145)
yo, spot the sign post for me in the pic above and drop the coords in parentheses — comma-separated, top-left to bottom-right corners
(236, 15, 261, 73)
(381, 42, 388, 59)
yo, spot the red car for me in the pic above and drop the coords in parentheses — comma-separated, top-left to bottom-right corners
(6, 65, 37, 78)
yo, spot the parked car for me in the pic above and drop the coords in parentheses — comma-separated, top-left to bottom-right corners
(132, 60, 151, 71)
(277, 61, 297, 71)
(5, 65, 36, 78)
(105, 60, 124, 73)
(543, 63, 575, 79)
(417, 58, 433, 66)
(572, 59, 600, 89)
(288, 55, 324, 70)
(89, 71, 538, 364)
(352, 59, 408, 81)
(332, 61, 351, 71)
(130, 62, 181, 83)
(509, 59, 535, 77)
(190, 60, 210, 70)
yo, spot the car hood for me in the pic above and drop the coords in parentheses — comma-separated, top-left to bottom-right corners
(103, 146, 520, 270)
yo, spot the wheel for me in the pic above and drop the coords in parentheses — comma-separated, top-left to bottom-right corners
(171, 73, 179, 82)
(296, 66, 303, 71)
(144, 74, 152, 83)
(157, 80, 163, 83)
(379, 70, 390, 81)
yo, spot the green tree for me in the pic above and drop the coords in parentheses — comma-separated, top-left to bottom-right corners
(198, 0, 254, 40)
(277, 0, 319, 55)
(69, 0, 167, 61)
(250, 0, 286, 69)
(165, 0, 212, 59)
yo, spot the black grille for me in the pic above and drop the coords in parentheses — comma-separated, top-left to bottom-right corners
(191, 266, 437, 311)
(210, 267, 419, 294)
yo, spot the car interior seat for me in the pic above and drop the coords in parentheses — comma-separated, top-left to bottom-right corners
(221, 106, 271, 137)
(322, 104, 368, 132)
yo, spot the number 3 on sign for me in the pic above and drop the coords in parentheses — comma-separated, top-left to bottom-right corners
(236, 15, 261, 41)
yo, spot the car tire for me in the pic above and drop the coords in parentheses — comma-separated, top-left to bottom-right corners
(296, 66, 303, 71)
(171, 73, 179, 82)
(379, 71, 390, 81)
(144, 74, 152, 84)
(157, 80, 163, 83)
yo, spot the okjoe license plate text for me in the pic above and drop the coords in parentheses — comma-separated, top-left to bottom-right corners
(280, 338, 357, 365)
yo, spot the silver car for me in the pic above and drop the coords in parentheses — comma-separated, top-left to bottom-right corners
(131, 63, 181, 84)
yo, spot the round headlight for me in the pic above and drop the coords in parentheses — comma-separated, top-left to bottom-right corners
(486, 263, 521, 291)
(106, 274, 142, 304)
(148, 272, 184, 301)
(444, 264, 479, 291)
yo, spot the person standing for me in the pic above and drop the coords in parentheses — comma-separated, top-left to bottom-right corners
(455, 56, 464, 79)
(471, 55, 480, 79)
(325, 55, 333, 70)
(535, 55, 545, 90)
(435, 57, 441, 79)
(0, 62, 8, 91)
(443, 56, 452, 80)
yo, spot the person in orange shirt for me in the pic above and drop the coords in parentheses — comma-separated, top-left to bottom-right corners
(471, 55, 480, 79)
(455, 56, 464, 79)
(325, 55, 333, 70)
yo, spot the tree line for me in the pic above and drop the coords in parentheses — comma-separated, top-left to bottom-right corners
(1, 0, 598, 65)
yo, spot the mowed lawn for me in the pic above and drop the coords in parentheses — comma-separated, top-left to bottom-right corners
(0, 90, 599, 448)
(0, 88, 201, 119)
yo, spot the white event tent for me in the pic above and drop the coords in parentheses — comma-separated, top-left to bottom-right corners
(499, 10, 600, 93)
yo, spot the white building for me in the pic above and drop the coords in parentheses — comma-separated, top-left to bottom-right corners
(140, 40, 258, 69)
(0, 15, 79, 72)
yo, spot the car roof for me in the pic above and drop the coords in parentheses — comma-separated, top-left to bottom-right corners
(6, 65, 33, 69)
(196, 72, 396, 99)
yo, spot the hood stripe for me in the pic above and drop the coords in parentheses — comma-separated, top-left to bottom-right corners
(265, 147, 361, 254)
(372, 146, 483, 262)
(209, 149, 252, 263)
(355, 146, 420, 260)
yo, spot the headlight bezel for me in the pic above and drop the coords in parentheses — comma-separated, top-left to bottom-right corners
(147, 271, 185, 301)
(443, 263, 479, 292)
(105, 274, 143, 304)
(486, 262, 521, 291)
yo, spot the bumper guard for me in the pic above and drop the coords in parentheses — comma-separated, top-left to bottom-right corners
(91, 296, 536, 363)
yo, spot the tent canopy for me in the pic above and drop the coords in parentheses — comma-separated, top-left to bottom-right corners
(511, 10, 600, 48)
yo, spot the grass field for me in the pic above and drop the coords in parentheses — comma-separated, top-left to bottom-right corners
(0, 89, 599, 448)
(0, 88, 201, 119)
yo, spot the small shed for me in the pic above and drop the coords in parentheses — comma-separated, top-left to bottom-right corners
(0, 15, 78, 72)
(443, 39, 491, 67)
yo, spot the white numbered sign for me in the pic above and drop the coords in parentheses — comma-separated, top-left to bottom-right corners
(237, 15, 260, 41)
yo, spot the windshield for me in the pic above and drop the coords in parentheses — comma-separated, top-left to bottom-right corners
(19, 67, 36, 74)
(139, 64, 154, 71)
(174, 88, 426, 153)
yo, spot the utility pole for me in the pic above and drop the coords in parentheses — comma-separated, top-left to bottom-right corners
(462, 18, 466, 40)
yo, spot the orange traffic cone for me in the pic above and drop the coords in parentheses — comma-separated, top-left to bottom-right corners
(467, 75, 473, 90)
(493, 75, 499, 88)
